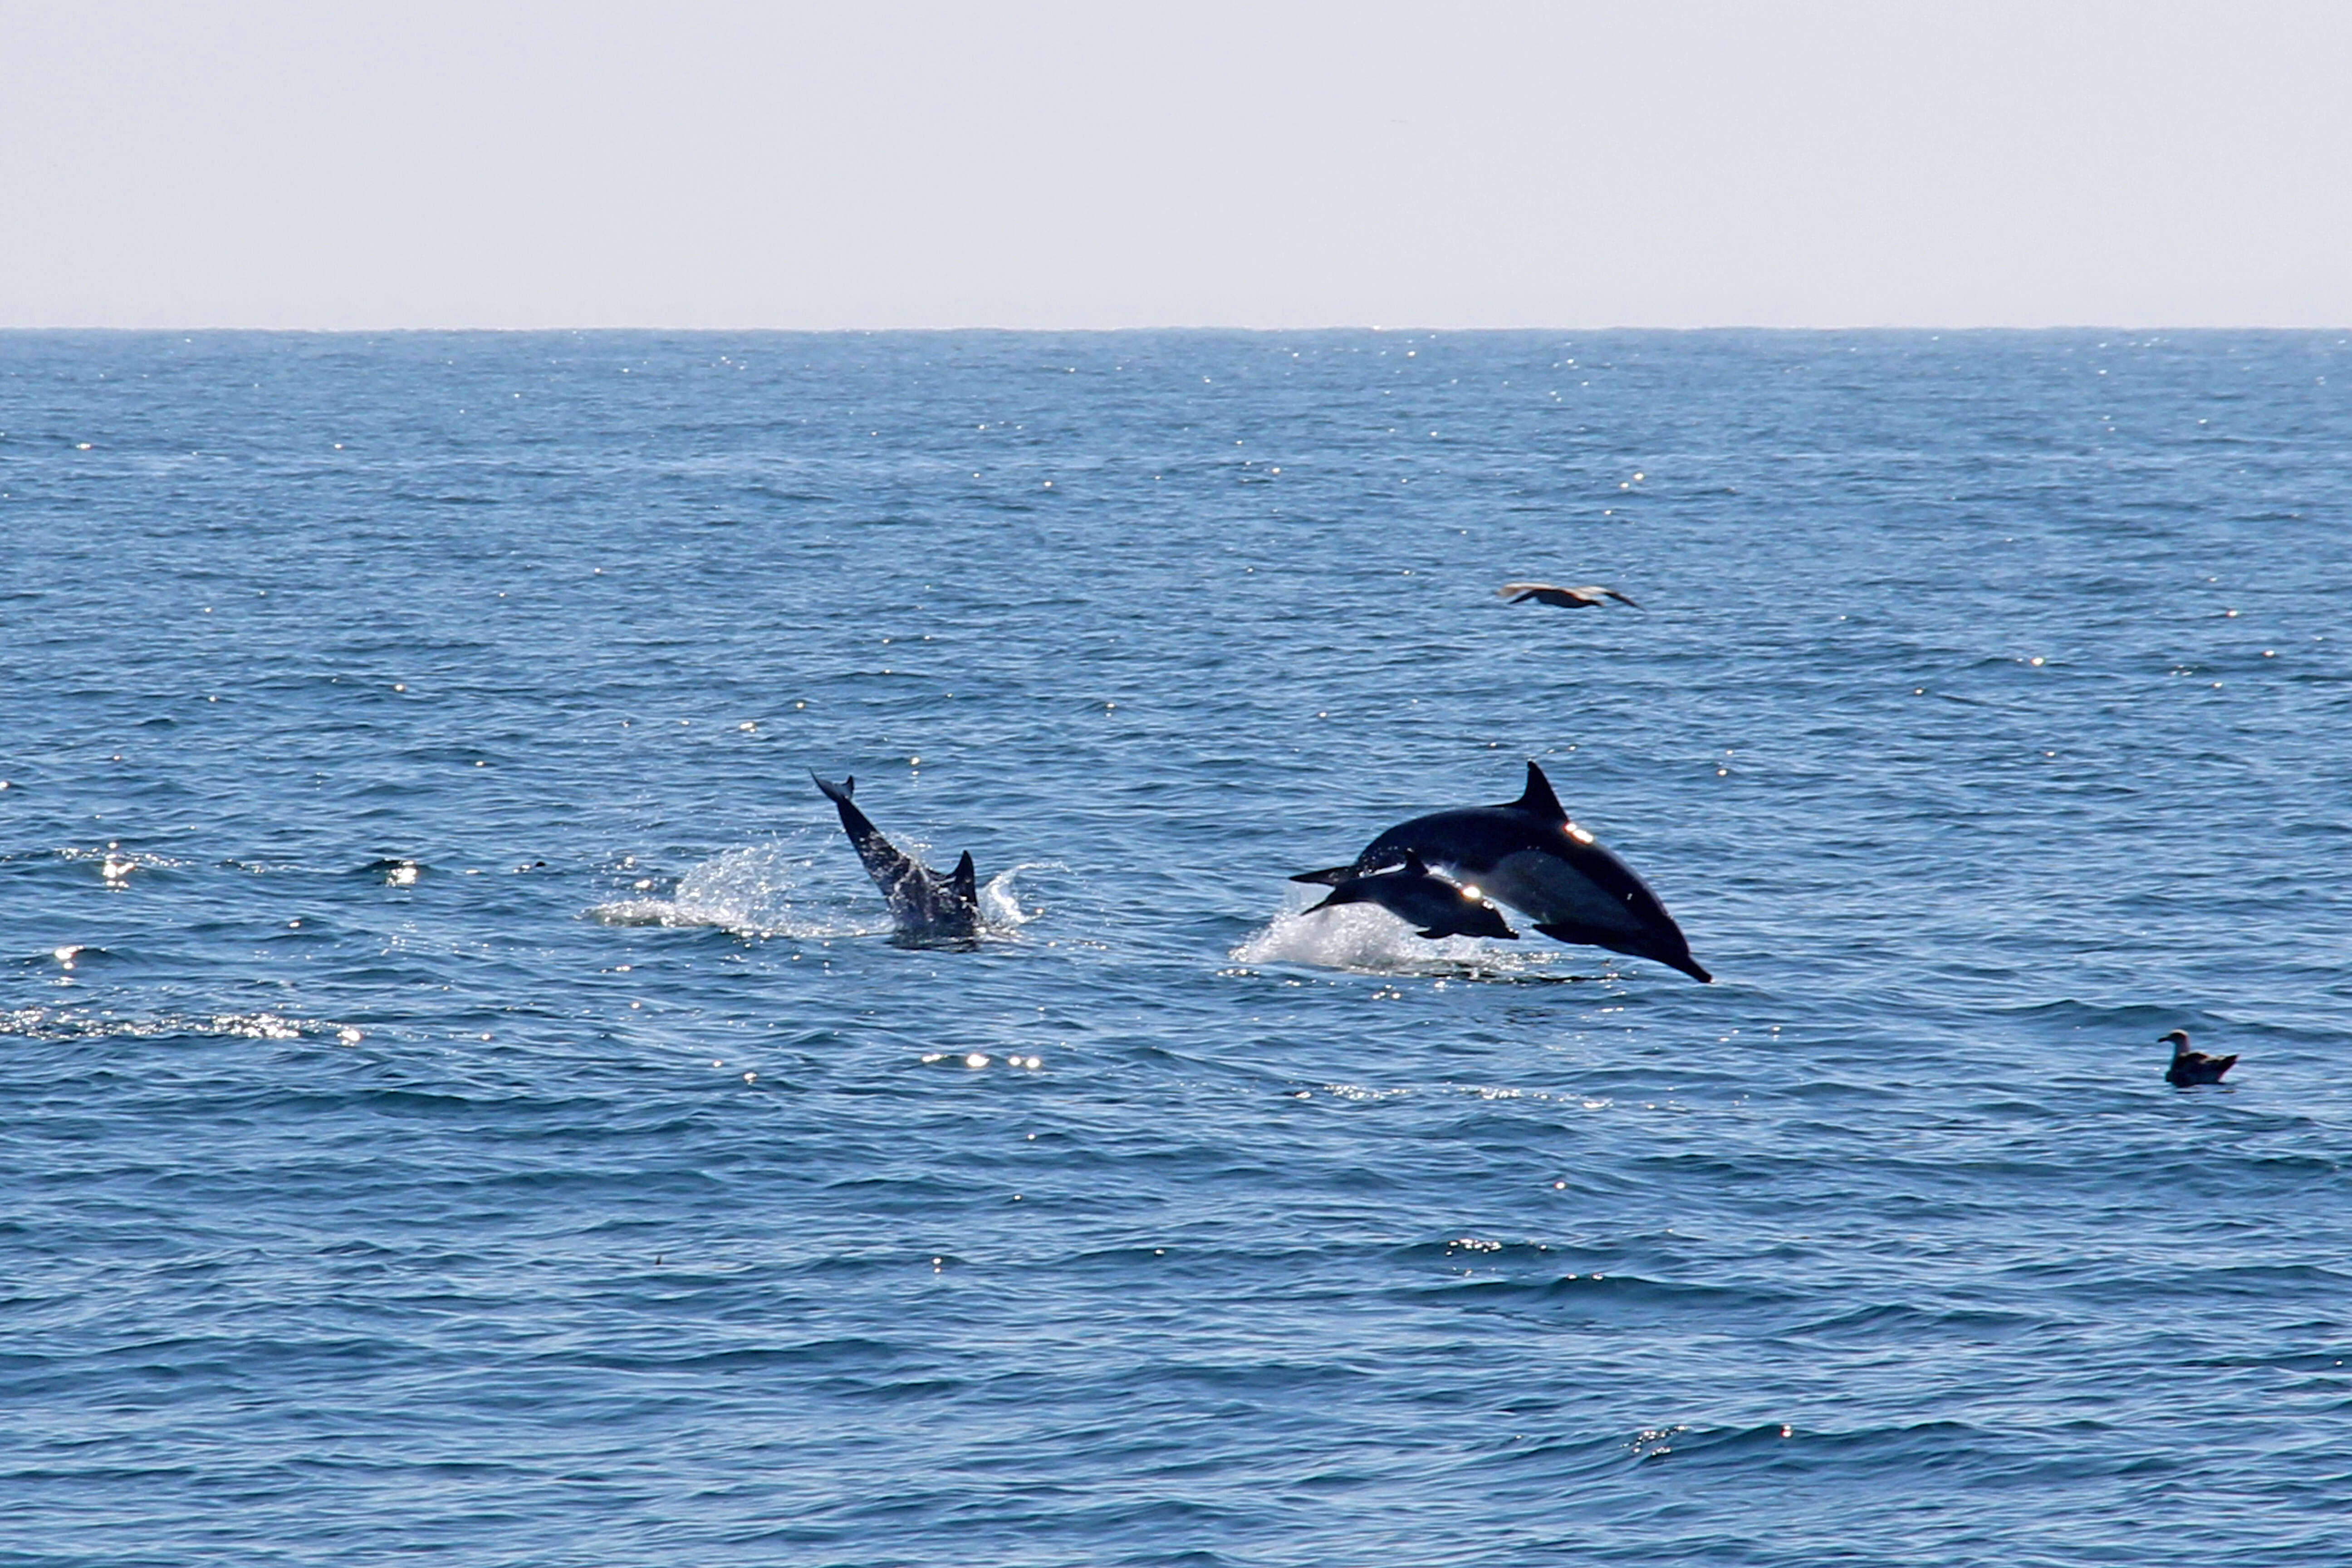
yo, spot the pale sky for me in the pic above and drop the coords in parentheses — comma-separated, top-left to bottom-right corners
(5, 1, 2349, 328)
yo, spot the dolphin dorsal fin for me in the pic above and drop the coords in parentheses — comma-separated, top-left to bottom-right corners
(951, 850, 978, 904)
(1513, 760, 1566, 820)
(1401, 848, 1429, 876)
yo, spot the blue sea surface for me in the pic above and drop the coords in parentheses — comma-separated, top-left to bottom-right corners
(4, 329, 2349, 1566)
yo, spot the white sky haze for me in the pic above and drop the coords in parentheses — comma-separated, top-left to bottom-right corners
(5, 1, 2349, 328)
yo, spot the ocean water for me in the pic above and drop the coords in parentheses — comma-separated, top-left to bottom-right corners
(3, 328, 2348, 1567)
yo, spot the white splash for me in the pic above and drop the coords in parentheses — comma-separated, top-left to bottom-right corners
(1230, 885, 1560, 977)
(979, 861, 1058, 929)
(589, 843, 872, 938)
(588, 844, 1046, 940)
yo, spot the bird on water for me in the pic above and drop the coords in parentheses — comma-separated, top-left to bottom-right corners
(1496, 582, 1641, 609)
(2161, 1029, 2237, 1086)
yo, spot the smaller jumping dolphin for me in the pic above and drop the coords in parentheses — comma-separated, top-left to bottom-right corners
(812, 774, 984, 940)
(1304, 849, 1520, 941)
(1496, 583, 1640, 609)
(1292, 761, 1709, 981)
(2161, 1029, 2236, 1087)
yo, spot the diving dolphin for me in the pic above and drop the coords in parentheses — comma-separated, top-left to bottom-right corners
(812, 773, 984, 940)
(1291, 761, 1710, 981)
(1305, 849, 1520, 941)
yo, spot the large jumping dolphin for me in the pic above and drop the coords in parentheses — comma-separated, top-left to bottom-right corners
(1291, 761, 1710, 981)
(812, 774, 984, 940)
(1304, 848, 1520, 941)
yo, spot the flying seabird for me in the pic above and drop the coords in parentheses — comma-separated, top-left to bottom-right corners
(1496, 582, 1641, 609)
(2161, 1029, 2237, 1087)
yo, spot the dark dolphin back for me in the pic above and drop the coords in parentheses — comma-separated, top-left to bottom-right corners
(1359, 813, 1486, 870)
(1290, 765, 1568, 886)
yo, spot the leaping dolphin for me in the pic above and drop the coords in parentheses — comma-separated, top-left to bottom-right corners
(1304, 849, 1521, 941)
(812, 773, 984, 940)
(1291, 761, 1710, 981)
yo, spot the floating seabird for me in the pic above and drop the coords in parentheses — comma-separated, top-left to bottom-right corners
(1495, 583, 1641, 609)
(2161, 1029, 2237, 1087)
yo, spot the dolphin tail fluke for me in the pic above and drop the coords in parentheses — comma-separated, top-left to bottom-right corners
(950, 850, 978, 906)
(813, 772, 884, 840)
(1289, 865, 1355, 886)
(813, 772, 900, 882)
